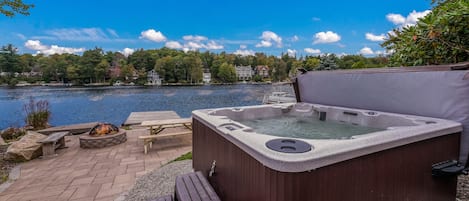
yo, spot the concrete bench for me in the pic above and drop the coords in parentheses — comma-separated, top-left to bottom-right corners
(38, 131, 70, 158)
(138, 131, 192, 154)
(175, 171, 220, 201)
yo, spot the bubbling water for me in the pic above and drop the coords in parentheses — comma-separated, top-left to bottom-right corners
(238, 115, 384, 140)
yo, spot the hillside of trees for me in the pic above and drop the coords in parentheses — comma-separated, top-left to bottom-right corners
(0, 45, 389, 86)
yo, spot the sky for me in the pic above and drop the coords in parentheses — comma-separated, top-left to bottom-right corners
(0, 0, 434, 57)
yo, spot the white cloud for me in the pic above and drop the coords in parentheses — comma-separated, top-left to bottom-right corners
(365, 33, 386, 42)
(166, 35, 225, 51)
(140, 29, 166, 42)
(205, 41, 223, 50)
(256, 31, 282, 48)
(234, 49, 255, 56)
(386, 10, 431, 27)
(31, 28, 137, 43)
(16, 33, 26, 40)
(312, 17, 321, 21)
(406, 10, 431, 26)
(24, 40, 48, 51)
(291, 35, 299, 42)
(180, 40, 224, 51)
(313, 31, 341, 44)
(24, 40, 84, 55)
(185, 41, 204, 50)
(183, 35, 208, 41)
(120, 48, 134, 57)
(255, 40, 272, 48)
(240, 45, 247, 49)
(45, 28, 109, 41)
(165, 41, 183, 49)
(386, 14, 406, 25)
(359, 47, 374, 55)
(304, 48, 321, 54)
(107, 29, 119, 38)
(287, 49, 297, 57)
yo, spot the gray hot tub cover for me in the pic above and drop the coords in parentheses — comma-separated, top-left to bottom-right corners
(296, 68, 469, 164)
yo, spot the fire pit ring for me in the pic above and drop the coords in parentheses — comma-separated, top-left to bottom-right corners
(79, 123, 127, 148)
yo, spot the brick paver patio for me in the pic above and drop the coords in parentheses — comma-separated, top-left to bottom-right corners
(0, 128, 192, 201)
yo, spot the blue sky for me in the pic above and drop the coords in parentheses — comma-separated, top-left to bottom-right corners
(0, 0, 433, 57)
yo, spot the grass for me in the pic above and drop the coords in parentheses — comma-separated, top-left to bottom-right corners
(172, 152, 192, 162)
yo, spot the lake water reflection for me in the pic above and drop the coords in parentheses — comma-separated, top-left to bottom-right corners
(0, 84, 271, 129)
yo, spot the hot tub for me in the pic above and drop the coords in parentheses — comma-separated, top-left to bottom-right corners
(192, 102, 463, 201)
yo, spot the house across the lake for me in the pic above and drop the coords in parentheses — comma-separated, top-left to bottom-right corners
(147, 70, 162, 86)
(203, 70, 211, 84)
(235, 65, 253, 81)
(255, 65, 270, 78)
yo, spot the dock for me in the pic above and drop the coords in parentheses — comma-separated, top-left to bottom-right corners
(123, 111, 180, 126)
(38, 122, 99, 135)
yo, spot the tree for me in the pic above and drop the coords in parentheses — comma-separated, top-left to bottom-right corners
(183, 54, 203, 83)
(0, 44, 20, 74)
(120, 64, 135, 81)
(155, 56, 173, 82)
(0, 0, 34, 17)
(217, 62, 236, 83)
(128, 49, 155, 72)
(382, 0, 469, 66)
(316, 54, 338, 70)
(304, 56, 320, 70)
(96, 59, 110, 83)
(18, 53, 34, 72)
(79, 48, 103, 83)
(66, 64, 80, 83)
(272, 59, 287, 82)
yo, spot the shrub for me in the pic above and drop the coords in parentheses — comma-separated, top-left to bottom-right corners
(23, 97, 51, 130)
(0, 127, 26, 142)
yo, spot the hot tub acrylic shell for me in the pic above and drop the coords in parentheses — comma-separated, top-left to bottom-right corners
(192, 103, 463, 201)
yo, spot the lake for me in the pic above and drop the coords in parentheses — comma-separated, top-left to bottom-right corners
(0, 84, 273, 130)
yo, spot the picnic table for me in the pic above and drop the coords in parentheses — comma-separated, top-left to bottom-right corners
(141, 118, 192, 135)
(139, 118, 192, 154)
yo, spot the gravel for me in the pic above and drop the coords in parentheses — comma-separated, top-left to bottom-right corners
(458, 174, 469, 201)
(123, 160, 192, 201)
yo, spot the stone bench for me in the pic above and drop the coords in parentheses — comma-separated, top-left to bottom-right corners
(37, 131, 70, 158)
(175, 171, 220, 201)
(138, 131, 192, 154)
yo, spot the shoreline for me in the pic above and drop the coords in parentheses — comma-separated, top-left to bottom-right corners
(0, 82, 273, 88)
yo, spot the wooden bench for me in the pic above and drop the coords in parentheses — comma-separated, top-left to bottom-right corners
(175, 171, 220, 201)
(38, 131, 70, 158)
(138, 131, 192, 154)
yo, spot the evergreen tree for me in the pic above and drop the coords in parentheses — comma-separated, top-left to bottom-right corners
(316, 54, 338, 70)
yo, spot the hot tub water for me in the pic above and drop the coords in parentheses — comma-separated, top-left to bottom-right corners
(238, 115, 384, 140)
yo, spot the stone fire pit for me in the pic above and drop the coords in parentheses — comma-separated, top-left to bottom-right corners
(79, 123, 127, 148)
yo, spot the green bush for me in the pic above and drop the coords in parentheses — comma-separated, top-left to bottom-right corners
(0, 127, 25, 142)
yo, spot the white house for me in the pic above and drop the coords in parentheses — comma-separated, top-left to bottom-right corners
(235, 66, 253, 81)
(203, 72, 211, 84)
(147, 70, 162, 86)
